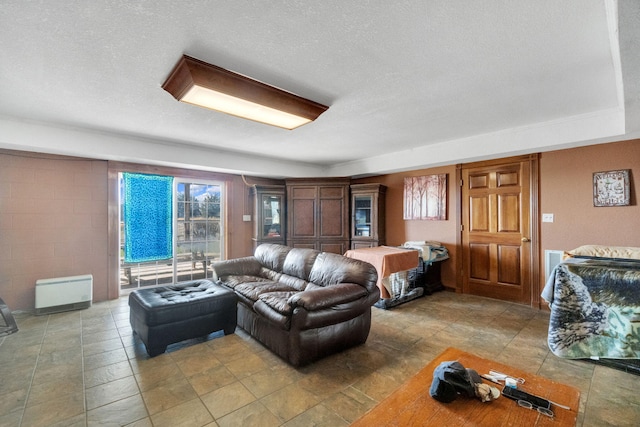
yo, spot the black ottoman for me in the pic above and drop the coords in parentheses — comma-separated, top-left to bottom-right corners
(129, 279, 237, 357)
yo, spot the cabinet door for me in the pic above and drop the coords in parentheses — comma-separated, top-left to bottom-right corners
(288, 186, 318, 239)
(350, 183, 386, 247)
(318, 185, 348, 239)
(260, 194, 283, 240)
(353, 194, 373, 238)
(253, 185, 285, 246)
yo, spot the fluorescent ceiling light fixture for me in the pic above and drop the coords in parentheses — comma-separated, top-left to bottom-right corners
(162, 55, 329, 130)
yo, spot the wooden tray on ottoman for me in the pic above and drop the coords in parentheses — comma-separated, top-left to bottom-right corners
(352, 347, 580, 427)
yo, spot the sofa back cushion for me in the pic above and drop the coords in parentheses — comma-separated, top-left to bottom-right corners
(255, 243, 291, 271)
(280, 248, 320, 290)
(309, 252, 378, 293)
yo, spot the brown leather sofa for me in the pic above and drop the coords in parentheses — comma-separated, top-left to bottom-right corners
(211, 244, 379, 366)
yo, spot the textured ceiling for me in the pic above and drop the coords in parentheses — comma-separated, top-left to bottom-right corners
(1, 0, 638, 177)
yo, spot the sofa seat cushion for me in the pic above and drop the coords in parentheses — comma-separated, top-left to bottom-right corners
(276, 274, 308, 291)
(259, 291, 299, 316)
(235, 281, 297, 302)
(222, 275, 272, 289)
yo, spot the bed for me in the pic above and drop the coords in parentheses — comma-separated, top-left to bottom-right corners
(541, 245, 640, 361)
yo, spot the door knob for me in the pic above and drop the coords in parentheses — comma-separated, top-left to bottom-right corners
(521, 237, 531, 242)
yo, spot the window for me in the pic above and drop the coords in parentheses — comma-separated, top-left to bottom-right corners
(119, 175, 224, 290)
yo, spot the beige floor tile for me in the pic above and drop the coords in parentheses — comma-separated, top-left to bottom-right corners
(208, 335, 255, 362)
(150, 397, 214, 427)
(322, 386, 378, 423)
(21, 391, 85, 427)
(128, 350, 174, 375)
(168, 336, 220, 361)
(84, 347, 129, 371)
(48, 413, 87, 427)
(86, 393, 148, 426)
(85, 359, 134, 388)
(0, 387, 27, 417)
(224, 353, 268, 379)
(188, 364, 238, 396)
(332, 343, 390, 372)
(86, 375, 139, 410)
(351, 370, 404, 402)
(297, 370, 350, 400)
(0, 410, 24, 427)
(584, 365, 640, 426)
(0, 340, 42, 365)
(35, 347, 82, 367)
(83, 336, 125, 356)
(216, 400, 280, 427)
(259, 383, 321, 423)
(82, 327, 122, 344)
(32, 361, 82, 385)
(538, 354, 595, 394)
(134, 360, 184, 392)
(1, 291, 638, 426)
(201, 381, 256, 419)
(124, 417, 154, 427)
(282, 403, 349, 427)
(0, 362, 35, 395)
(375, 353, 425, 384)
(174, 350, 223, 377)
(141, 376, 198, 415)
(582, 403, 640, 427)
(240, 366, 297, 398)
(26, 373, 84, 406)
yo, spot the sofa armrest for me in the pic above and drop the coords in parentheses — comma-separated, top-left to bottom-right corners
(211, 257, 262, 281)
(289, 283, 368, 311)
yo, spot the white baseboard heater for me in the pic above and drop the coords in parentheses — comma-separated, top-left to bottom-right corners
(545, 250, 564, 282)
(35, 274, 93, 315)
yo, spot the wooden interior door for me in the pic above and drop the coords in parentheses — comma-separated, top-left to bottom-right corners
(461, 156, 538, 304)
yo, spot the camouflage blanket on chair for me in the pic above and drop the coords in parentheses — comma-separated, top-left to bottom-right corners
(542, 258, 640, 359)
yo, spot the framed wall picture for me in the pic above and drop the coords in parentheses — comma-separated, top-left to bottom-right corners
(593, 169, 630, 207)
(403, 174, 448, 220)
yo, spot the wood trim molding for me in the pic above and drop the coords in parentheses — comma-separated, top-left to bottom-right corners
(529, 154, 542, 308)
(455, 163, 463, 293)
(460, 154, 539, 169)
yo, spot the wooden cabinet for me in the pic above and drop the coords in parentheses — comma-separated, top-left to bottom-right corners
(252, 185, 286, 247)
(286, 178, 350, 254)
(350, 183, 386, 249)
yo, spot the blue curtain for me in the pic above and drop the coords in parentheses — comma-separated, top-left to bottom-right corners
(124, 173, 173, 263)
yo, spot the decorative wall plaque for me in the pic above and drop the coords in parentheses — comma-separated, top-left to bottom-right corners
(593, 169, 630, 207)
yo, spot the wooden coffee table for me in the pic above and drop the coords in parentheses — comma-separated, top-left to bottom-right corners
(352, 347, 580, 426)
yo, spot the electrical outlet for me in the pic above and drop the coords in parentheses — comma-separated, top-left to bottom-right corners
(542, 213, 554, 223)
(242, 215, 251, 222)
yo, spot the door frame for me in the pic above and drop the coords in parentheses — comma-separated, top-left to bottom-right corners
(455, 154, 541, 307)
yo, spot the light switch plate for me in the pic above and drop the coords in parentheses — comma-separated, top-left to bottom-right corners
(542, 213, 554, 223)
(242, 215, 251, 222)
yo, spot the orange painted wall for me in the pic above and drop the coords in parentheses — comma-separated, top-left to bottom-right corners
(2, 139, 637, 310)
(0, 151, 253, 310)
(355, 139, 640, 294)
(0, 153, 109, 310)
(540, 139, 640, 252)
(354, 164, 459, 290)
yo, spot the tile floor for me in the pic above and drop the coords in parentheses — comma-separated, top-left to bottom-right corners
(1, 291, 638, 427)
